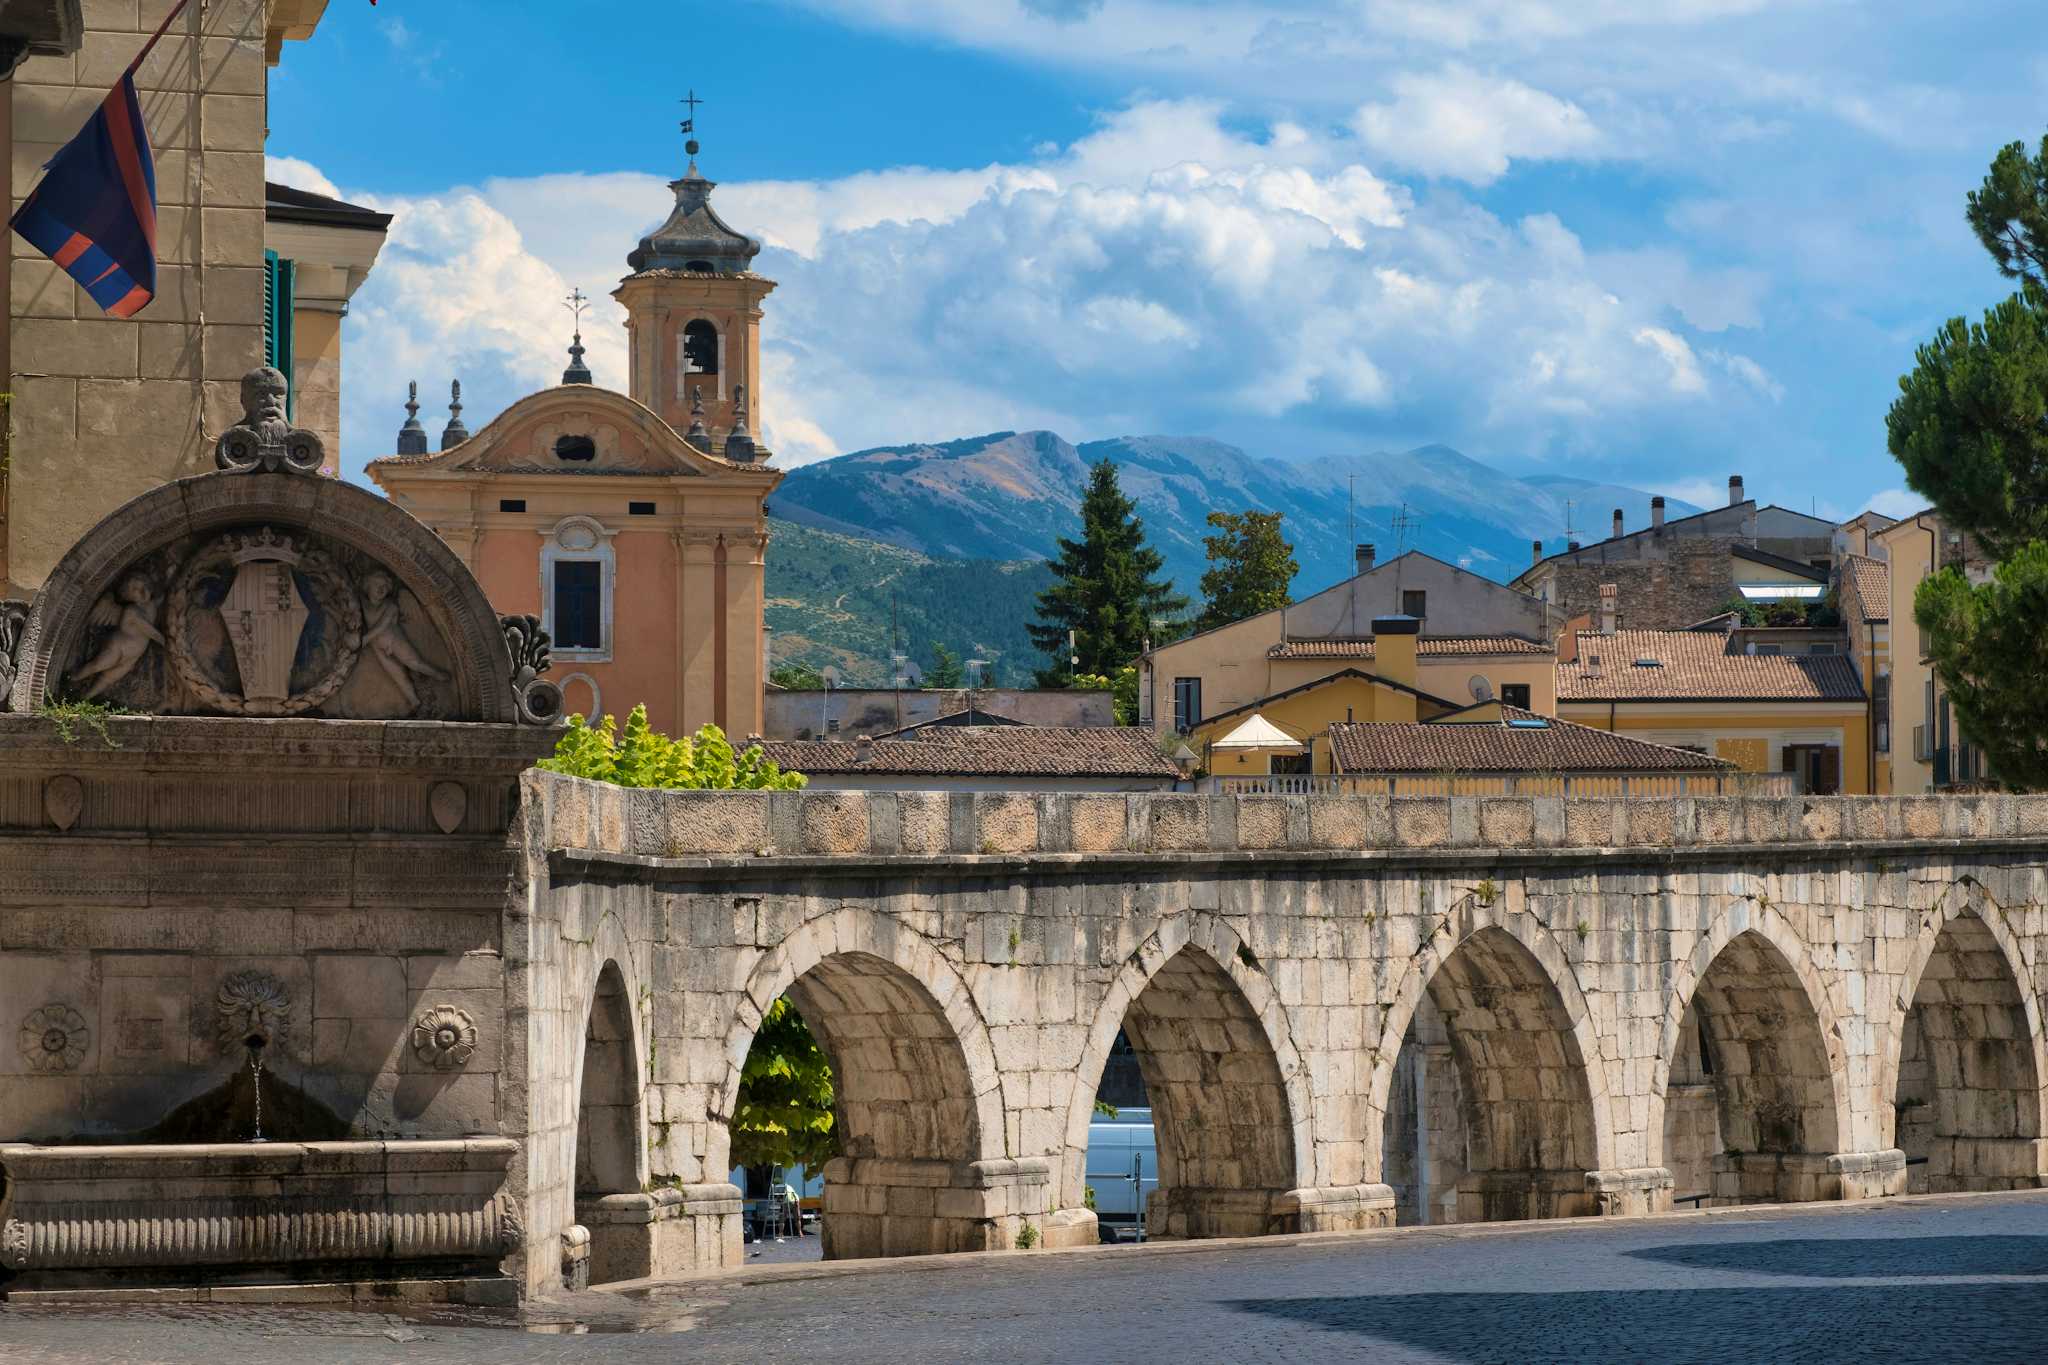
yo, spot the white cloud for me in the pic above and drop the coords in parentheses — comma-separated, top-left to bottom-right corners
(265, 155, 339, 199)
(302, 98, 1786, 481)
(1708, 349, 1784, 402)
(1867, 488, 1924, 518)
(1352, 65, 1603, 184)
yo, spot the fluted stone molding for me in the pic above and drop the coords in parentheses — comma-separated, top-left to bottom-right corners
(0, 1139, 519, 1279)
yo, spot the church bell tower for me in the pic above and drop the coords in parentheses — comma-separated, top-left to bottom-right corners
(614, 119, 775, 461)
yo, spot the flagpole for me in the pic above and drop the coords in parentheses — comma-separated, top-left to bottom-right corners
(130, 0, 195, 75)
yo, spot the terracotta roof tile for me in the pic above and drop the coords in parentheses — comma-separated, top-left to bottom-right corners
(1844, 555, 1890, 622)
(1556, 629, 1864, 702)
(758, 727, 1179, 779)
(1267, 635, 1551, 660)
(1329, 707, 1733, 773)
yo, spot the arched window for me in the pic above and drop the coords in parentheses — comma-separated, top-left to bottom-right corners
(682, 320, 719, 375)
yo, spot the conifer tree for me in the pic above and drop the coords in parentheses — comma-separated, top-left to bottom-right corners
(1028, 460, 1187, 685)
(1196, 510, 1299, 633)
(924, 641, 966, 689)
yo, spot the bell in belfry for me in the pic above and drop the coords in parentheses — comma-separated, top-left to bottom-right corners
(220, 527, 309, 705)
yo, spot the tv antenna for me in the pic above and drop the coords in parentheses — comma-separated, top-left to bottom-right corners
(1563, 498, 1580, 543)
(1391, 503, 1423, 557)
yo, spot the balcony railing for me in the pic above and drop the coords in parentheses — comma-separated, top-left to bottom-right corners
(1213, 771, 1798, 798)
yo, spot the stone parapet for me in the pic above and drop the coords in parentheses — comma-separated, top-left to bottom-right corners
(1279, 1183, 1398, 1232)
(534, 774, 2048, 866)
(1586, 1166, 1676, 1217)
(1455, 1169, 1597, 1223)
(574, 1183, 741, 1286)
(0, 1138, 519, 1289)
(1711, 1149, 1907, 1205)
(1917, 1137, 2048, 1192)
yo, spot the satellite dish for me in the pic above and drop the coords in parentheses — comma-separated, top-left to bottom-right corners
(1468, 674, 1494, 702)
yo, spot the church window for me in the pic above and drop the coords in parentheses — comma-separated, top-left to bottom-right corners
(555, 435, 597, 462)
(539, 516, 616, 661)
(629, 501, 656, 516)
(685, 260, 715, 273)
(552, 563, 602, 650)
(498, 499, 526, 513)
(683, 320, 720, 375)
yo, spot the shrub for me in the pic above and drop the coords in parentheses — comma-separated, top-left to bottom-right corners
(538, 703, 806, 790)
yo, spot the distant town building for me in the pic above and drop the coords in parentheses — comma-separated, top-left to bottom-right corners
(372, 140, 780, 738)
(766, 686, 1115, 741)
(1512, 475, 1836, 630)
(1872, 509, 1994, 792)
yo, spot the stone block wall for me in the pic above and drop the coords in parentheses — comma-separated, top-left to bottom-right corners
(1546, 536, 1745, 629)
(6, 0, 272, 594)
(520, 777, 2048, 1284)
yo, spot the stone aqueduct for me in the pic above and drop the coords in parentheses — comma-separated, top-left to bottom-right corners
(529, 784, 2048, 1294)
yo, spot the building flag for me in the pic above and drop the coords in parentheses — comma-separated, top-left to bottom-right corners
(9, 0, 192, 319)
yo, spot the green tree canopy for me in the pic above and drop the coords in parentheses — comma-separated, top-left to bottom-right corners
(1070, 665, 1140, 724)
(1888, 126, 2048, 789)
(770, 662, 825, 690)
(1028, 460, 1187, 685)
(1195, 510, 1299, 633)
(924, 641, 966, 689)
(730, 997, 838, 1175)
(538, 705, 806, 789)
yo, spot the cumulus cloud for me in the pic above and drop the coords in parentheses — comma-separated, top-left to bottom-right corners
(304, 98, 1789, 483)
(1352, 65, 1603, 184)
(265, 155, 339, 199)
(1866, 488, 1924, 518)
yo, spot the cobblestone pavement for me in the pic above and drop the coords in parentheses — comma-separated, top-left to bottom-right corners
(4, 1192, 2047, 1364)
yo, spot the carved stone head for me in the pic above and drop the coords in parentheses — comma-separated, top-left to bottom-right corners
(241, 366, 289, 428)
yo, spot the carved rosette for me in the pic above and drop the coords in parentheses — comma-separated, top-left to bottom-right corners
(167, 533, 363, 717)
(216, 970, 291, 1052)
(18, 1004, 88, 1073)
(412, 1005, 478, 1070)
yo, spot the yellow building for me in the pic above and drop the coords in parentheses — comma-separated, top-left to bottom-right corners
(1555, 624, 1870, 794)
(1140, 549, 1560, 737)
(371, 139, 781, 739)
(1872, 510, 1993, 792)
(1840, 553, 1892, 792)
(4, 0, 340, 596)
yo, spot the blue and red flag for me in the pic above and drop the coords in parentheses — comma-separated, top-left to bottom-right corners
(10, 71, 160, 318)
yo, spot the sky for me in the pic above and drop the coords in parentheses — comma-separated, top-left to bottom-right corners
(264, 0, 2048, 525)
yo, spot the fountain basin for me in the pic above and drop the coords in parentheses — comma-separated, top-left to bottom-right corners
(0, 1138, 520, 1295)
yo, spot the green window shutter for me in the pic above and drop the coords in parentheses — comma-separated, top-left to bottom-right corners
(262, 250, 298, 418)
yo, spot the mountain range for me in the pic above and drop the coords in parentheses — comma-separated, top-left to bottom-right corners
(770, 432, 1695, 600)
(762, 432, 1695, 685)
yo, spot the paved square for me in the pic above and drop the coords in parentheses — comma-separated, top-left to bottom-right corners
(3, 1191, 2045, 1363)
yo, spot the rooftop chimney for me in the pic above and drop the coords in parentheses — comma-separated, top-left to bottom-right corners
(1611, 507, 1624, 539)
(1369, 615, 1421, 694)
(1651, 495, 1666, 529)
(1531, 538, 1544, 566)
(1728, 474, 1745, 506)
(854, 734, 874, 764)
(1567, 539, 1582, 552)
(1598, 582, 1618, 635)
(1355, 543, 1376, 576)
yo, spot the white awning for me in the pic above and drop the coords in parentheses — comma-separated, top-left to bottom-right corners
(1211, 713, 1306, 751)
(1738, 583, 1825, 601)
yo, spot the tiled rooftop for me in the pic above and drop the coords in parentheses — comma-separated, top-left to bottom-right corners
(1844, 555, 1890, 622)
(1556, 629, 1865, 702)
(1328, 706, 1734, 773)
(1267, 635, 1551, 660)
(759, 727, 1180, 779)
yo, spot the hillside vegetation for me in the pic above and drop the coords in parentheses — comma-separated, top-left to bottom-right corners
(764, 517, 1053, 687)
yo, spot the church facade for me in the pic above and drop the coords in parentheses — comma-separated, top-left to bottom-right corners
(370, 150, 780, 739)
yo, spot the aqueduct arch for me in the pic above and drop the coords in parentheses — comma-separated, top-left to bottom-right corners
(1887, 886, 2047, 1191)
(1377, 921, 1608, 1223)
(716, 907, 1026, 1258)
(1656, 912, 1857, 1205)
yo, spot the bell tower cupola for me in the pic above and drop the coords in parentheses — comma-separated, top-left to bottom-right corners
(614, 104, 775, 462)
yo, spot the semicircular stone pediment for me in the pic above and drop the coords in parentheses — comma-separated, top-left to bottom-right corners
(10, 467, 525, 723)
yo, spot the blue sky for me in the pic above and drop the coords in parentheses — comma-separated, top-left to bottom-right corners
(265, 0, 2048, 524)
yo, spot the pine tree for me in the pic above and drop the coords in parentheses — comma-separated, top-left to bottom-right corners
(924, 642, 966, 689)
(1028, 460, 1187, 686)
(1888, 127, 2048, 788)
(1195, 510, 1299, 633)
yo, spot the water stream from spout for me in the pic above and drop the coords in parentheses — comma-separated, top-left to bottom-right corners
(246, 1042, 267, 1142)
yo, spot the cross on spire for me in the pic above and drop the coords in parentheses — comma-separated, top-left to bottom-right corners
(562, 288, 593, 385)
(679, 89, 703, 135)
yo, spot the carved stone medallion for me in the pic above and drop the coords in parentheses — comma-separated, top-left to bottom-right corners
(411, 1006, 478, 1070)
(19, 1004, 88, 1072)
(429, 781, 468, 834)
(43, 775, 82, 831)
(167, 530, 363, 717)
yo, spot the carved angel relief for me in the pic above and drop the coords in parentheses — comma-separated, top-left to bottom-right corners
(72, 573, 164, 701)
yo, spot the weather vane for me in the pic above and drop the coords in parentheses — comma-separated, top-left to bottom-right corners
(680, 89, 703, 143)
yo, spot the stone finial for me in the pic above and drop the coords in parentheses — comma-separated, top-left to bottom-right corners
(685, 385, 710, 445)
(397, 381, 429, 455)
(723, 382, 756, 462)
(215, 366, 324, 475)
(562, 287, 594, 385)
(440, 380, 470, 450)
(501, 614, 563, 725)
